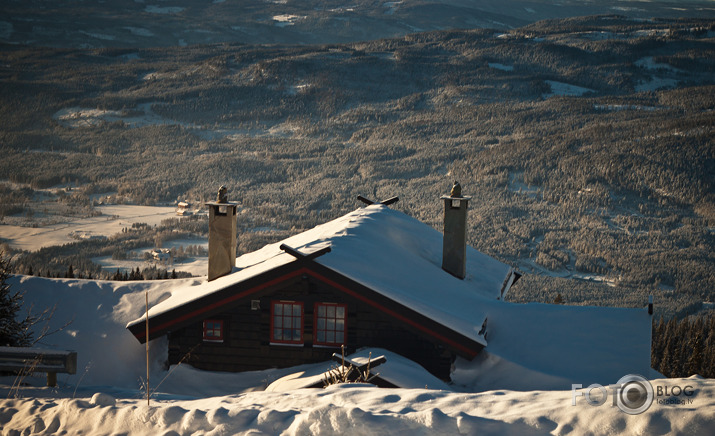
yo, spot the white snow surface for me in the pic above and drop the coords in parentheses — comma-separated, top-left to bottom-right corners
(2, 273, 712, 434)
(543, 80, 595, 97)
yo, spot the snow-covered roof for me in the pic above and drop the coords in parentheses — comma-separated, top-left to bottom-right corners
(128, 204, 517, 347)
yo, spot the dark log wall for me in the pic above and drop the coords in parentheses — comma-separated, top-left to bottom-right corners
(167, 274, 456, 380)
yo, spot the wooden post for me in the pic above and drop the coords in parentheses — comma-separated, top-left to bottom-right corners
(47, 372, 57, 387)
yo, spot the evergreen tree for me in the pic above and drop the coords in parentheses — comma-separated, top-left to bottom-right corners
(65, 264, 74, 279)
(686, 333, 704, 376)
(0, 250, 32, 346)
(651, 317, 665, 371)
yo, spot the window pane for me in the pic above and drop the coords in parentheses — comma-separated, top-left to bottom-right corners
(317, 330, 325, 342)
(275, 316, 282, 328)
(318, 305, 326, 317)
(327, 319, 335, 331)
(293, 305, 301, 317)
(327, 331, 335, 343)
(336, 332, 344, 343)
(293, 316, 301, 329)
(317, 318, 325, 329)
(336, 306, 345, 318)
(274, 328, 282, 340)
(292, 329, 301, 341)
(274, 304, 282, 316)
(327, 305, 335, 318)
(336, 319, 344, 330)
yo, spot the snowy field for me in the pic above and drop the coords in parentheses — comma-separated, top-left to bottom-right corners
(0, 205, 178, 252)
(92, 238, 208, 276)
(1, 276, 713, 435)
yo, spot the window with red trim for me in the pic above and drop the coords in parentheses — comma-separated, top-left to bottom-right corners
(271, 301, 304, 344)
(314, 303, 346, 346)
(203, 319, 224, 342)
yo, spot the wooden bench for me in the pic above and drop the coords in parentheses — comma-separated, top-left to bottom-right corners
(0, 346, 77, 387)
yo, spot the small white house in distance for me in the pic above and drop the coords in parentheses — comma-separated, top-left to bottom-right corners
(127, 186, 653, 388)
(176, 201, 193, 216)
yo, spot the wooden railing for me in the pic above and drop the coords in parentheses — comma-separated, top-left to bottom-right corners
(0, 346, 77, 387)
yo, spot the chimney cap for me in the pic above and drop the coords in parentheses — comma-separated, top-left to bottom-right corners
(450, 181, 461, 198)
(217, 185, 228, 203)
(206, 185, 238, 206)
(441, 182, 471, 201)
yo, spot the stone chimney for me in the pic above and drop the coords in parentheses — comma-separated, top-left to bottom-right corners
(206, 185, 238, 281)
(441, 182, 471, 279)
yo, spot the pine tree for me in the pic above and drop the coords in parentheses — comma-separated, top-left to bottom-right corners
(651, 317, 665, 371)
(659, 317, 678, 376)
(65, 265, 74, 279)
(704, 319, 715, 378)
(0, 250, 32, 346)
(686, 333, 704, 376)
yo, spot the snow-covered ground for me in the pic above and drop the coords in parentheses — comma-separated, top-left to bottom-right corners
(0, 205, 178, 252)
(488, 62, 514, 71)
(2, 376, 713, 435)
(92, 238, 208, 276)
(543, 81, 595, 98)
(2, 270, 713, 434)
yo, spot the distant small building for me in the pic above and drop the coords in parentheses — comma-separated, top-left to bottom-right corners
(176, 201, 193, 216)
(150, 248, 171, 262)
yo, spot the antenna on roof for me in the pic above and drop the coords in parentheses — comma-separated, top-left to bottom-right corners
(357, 195, 399, 206)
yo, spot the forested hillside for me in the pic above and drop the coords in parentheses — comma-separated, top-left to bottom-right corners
(0, 16, 713, 318)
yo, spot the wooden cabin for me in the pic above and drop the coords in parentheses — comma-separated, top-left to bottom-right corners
(176, 201, 193, 216)
(127, 188, 520, 381)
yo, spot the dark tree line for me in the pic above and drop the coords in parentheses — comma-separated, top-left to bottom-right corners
(109, 266, 188, 281)
(651, 312, 715, 378)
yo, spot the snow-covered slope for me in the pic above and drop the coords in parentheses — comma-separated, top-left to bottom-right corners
(1, 275, 713, 435)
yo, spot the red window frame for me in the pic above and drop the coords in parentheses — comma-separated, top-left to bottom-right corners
(313, 302, 347, 347)
(271, 300, 304, 344)
(203, 319, 224, 342)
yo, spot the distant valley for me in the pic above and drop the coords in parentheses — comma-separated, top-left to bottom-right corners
(0, 13, 713, 319)
(2, 0, 714, 47)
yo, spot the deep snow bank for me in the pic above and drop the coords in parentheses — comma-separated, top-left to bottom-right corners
(1, 377, 713, 436)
